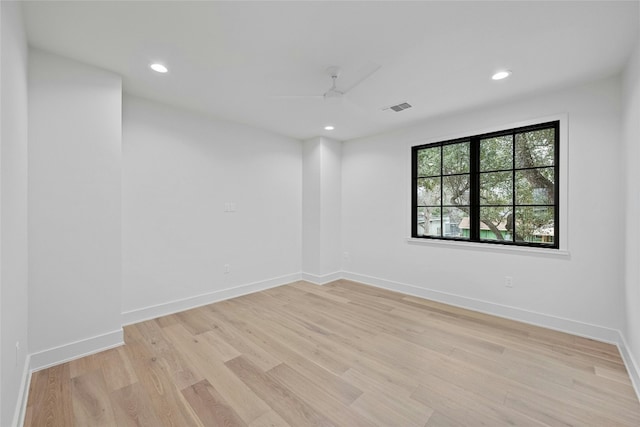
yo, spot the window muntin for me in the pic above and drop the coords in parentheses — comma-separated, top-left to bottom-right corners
(412, 121, 559, 249)
(414, 140, 471, 239)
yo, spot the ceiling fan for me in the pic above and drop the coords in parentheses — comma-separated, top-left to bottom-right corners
(274, 64, 381, 102)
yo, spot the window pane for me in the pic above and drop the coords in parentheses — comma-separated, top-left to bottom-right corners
(417, 207, 442, 237)
(480, 135, 512, 171)
(516, 128, 555, 168)
(515, 207, 555, 245)
(412, 121, 557, 249)
(443, 207, 469, 239)
(416, 207, 426, 236)
(480, 171, 512, 206)
(443, 142, 469, 175)
(443, 175, 469, 206)
(479, 207, 513, 242)
(416, 177, 440, 205)
(417, 147, 440, 177)
(515, 168, 554, 205)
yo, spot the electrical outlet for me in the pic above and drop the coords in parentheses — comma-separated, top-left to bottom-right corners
(224, 264, 230, 274)
(505, 276, 513, 288)
(343, 252, 350, 261)
(15, 342, 20, 367)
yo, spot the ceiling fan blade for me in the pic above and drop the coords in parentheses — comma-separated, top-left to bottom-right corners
(273, 63, 379, 101)
(342, 63, 381, 94)
(324, 94, 365, 114)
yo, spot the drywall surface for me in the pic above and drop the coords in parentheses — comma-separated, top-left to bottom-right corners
(28, 50, 123, 355)
(342, 76, 625, 334)
(302, 138, 322, 275)
(302, 137, 342, 279)
(320, 138, 342, 275)
(623, 39, 640, 380)
(122, 95, 302, 316)
(1, 2, 30, 425)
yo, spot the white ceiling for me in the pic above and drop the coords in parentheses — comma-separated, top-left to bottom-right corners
(23, 1, 639, 141)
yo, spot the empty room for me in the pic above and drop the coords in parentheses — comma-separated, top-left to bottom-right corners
(2, 0, 640, 426)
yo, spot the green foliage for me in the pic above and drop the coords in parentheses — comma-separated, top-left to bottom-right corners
(417, 147, 440, 177)
(417, 142, 470, 209)
(443, 175, 469, 205)
(416, 177, 440, 205)
(480, 171, 512, 205)
(416, 128, 556, 243)
(480, 136, 512, 171)
(479, 130, 555, 242)
(515, 169, 554, 205)
(516, 207, 555, 245)
(479, 207, 511, 241)
(516, 129, 554, 168)
(443, 142, 469, 175)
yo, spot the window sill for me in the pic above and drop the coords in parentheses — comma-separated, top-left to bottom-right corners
(406, 237, 570, 258)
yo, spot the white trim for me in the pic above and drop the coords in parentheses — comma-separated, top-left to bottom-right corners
(121, 272, 302, 325)
(342, 271, 620, 344)
(12, 354, 31, 427)
(301, 271, 342, 285)
(406, 113, 570, 253)
(616, 332, 640, 402)
(16, 272, 640, 425)
(406, 238, 570, 258)
(29, 329, 124, 372)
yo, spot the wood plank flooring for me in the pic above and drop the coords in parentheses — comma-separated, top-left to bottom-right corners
(24, 280, 640, 426)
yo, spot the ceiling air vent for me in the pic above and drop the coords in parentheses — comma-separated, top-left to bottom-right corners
(384, 102, 413, 112)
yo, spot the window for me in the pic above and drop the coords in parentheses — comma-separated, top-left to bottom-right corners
(412, 121, 559, 249)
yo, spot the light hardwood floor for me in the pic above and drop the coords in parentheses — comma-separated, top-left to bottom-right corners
(24, 280, 640, 426)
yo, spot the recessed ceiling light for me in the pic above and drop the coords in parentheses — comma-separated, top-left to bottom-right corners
(492, 70, 511, 80)
(150, 63, 168, 73)
(324, 125, 335, 131)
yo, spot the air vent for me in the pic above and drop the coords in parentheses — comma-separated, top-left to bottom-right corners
(384, 102, 413, 112)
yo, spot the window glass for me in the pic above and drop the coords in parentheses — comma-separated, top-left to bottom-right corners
(412, 121, 558, 249)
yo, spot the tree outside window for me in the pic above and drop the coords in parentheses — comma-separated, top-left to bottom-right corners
(412, 121, 559, 249)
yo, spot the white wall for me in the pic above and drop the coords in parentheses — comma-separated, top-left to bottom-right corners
(320, 138, 342, 276)
(623, 38, 640, 386)
(122, 96, 302, 322)
(1, 2, 30, 425)
(302, 139, 322, 275)
(342, 76, 626, 338)
(302, 137, 342, 281)
(28, 50, 123, 367)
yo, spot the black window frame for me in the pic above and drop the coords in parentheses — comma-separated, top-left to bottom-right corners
(411, 120, 560, 249)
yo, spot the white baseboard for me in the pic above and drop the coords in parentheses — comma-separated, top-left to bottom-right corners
(344, 269, 640, 401)
(342, 271, 621, 344)
(616, 332, 640, 402)
(343, 271, 640, 400)
(29, 329, 124, 373)
(15, 330, 123, 426)
(301, 271, 342, 285)
(122, 272, 302, 326)
(15, 270, 640, 427)
(12, 354, 31, 427)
